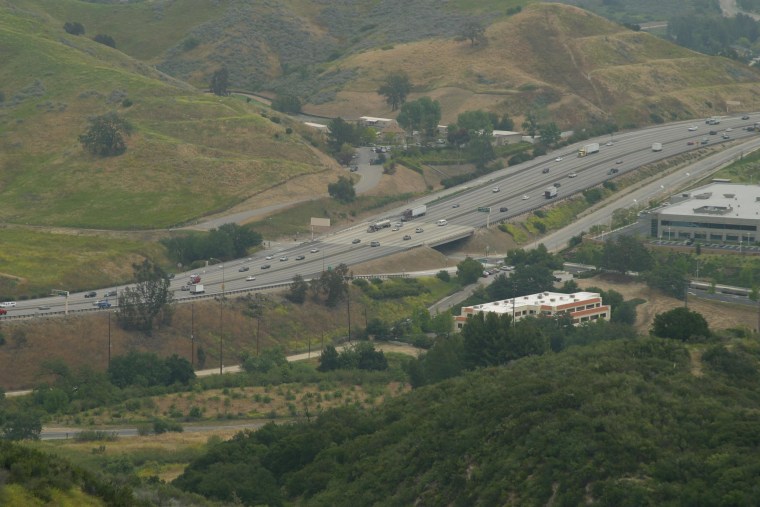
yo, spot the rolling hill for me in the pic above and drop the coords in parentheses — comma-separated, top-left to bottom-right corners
(0, 1, 334, 230)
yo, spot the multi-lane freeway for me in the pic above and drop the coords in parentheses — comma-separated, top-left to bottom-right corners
(4, 114, 760, 319)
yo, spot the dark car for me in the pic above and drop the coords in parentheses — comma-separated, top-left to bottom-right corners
(370, 241, 380, 247)
(238, 266, 250, 272)
(261, 264, 271, 269)
(709, 130, 718, 135)
(742, 115, 750, 120)
(499, 207, 509, 212)
(403, 234, 411, 240)
(553, 182, 561, 188)
(352, 238, 361, 244)
(295, 255, 305, 260)
(104, 290, 117, 297)
(84, 291, 97, 298)
(542, 167, 550, 174)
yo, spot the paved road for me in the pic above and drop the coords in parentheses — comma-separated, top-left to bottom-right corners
(5, 114, 760, 320)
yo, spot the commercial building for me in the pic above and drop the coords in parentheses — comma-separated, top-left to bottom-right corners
(454, 291, 610, 331)
(651, 183, 759, 244)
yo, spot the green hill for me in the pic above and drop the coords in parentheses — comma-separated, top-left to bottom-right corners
(0, 2, 330, 229)
(174, 337, 760, 505)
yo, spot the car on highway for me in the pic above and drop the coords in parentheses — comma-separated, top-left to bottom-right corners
(553, 182, 561, 188)
(542, 167, 550, 173)
(352, 238, 361, 244)
(709, 130, 718, 135)
(607, 168, 619, 175)
(261, 264, 271, 269)
(555, 156, 563, 162)
(688, 125, 698, 131)
(522, 195, 529, 200)
(370, 241, 380, 247)
(616, 159, 623, 164)
(246, 275, 256, 281)
(280, 256, 288, 261)
(96, 300, 112, 309)
(180, 285, 189, 291)
(0, 301, 17, 308)
(0, 308, 6, 315)
(687, 141, 695, 145)
(238, 266, 250, 272)
(104, 290, 117, 297)
(392, 226, 399, 231)
(37, 305, 50, 311)
(403, 234, 411, 240)
(295, 255, 305, 260)
(415, 227, 424, 233)
(492, 187, 500, 193)
(84, 291, 97, 298)
(725, 128, 732, 132)
(265, 255, 274, 260)
(568, 172, 577, 178)
(452, 203, 460, 208)
(605, 141, 613, 146)
(310, 248, 320, 253)
(500, 207, 509, 212)
(742, 115, 750, 120)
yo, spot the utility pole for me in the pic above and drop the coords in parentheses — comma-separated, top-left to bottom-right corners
(347, 292, 352, 343)
(191, 303, 195, 368)
(107, 311, 111, 368)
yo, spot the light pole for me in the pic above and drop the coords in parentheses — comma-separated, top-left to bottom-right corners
(209, 258, 225, 374)
(52, 290, 69, 315)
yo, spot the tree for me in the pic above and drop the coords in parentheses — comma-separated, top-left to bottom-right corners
(327, 117, 357, 152)
(318, 345, 340, 372)
(457, 257, 484, 285)
(377, 71, 411, 111)
(63, 21, 85, 35)
(461, 20, 487, 46)
(78, 112, 133, 157)
(522, 111, 539, 138)
(287, 274, 309, 304)
(314, 264, 350, 307)
(93, 33, 115, 48)
(116, 259, 174, 335)
(2, 411, 42, 440)
(397, 97, 441, 138)
(271, 94, 301, 113)
(327, 176, 356, 203)
(336, 143, 356, 166)
(538, 122, 561, 146)
(456, 110, 493, 134)
(210, 67, 230, 96)
(651, 307, 710, 342)
(602, 236, 653, 274)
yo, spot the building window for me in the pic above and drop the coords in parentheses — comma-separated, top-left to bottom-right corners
(726, 235, 739, 241)
(710, 234, 722, 240)
(678, 232, 691, 239)
(694, 233, 706, 239)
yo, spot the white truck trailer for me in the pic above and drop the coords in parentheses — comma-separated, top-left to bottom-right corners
(544, 187, 558, 199)
(189, 284, 205, 295)
(578, 142, 599, 157)
(401, 205, 427, 221)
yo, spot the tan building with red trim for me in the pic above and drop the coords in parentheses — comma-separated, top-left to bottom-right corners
(454, 291, 610, 331)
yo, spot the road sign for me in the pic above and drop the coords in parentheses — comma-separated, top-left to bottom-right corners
(477, 207, 491, 213)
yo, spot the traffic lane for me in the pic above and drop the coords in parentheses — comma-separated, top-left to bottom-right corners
(689, 289, 757, 306)
(41, 421, 269, 440)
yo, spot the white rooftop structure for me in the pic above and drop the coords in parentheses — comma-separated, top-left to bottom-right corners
(303, 121, 328, 130)
(664, 183, 760, 221)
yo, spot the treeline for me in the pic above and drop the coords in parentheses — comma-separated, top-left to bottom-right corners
(668, 13, 760, 59)
(161, 223, 262, 265)
(174, 336, 760, 505)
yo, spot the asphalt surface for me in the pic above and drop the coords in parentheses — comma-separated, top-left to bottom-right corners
(4, 114, 760, 320)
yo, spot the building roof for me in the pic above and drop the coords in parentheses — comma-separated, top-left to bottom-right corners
(662, 183, 760, 221)
(466, 291, 602, 315)
(492, 130, 521, 137)
(303, 122, 328, 130)
(359, 116, 393, 123)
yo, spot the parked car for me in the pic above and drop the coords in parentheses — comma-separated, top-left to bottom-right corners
(84, 291, 97, 298)
(238, 266, 250, 272)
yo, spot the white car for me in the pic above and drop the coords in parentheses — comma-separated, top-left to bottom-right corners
(688, 125, 698, 131)
(568, 172, 578, 178)
(392, 227, 400, 231)
(492, 187, 500, 193)
(605, 141, 613, 146)
(279, 256, 288, 262)
(0, 301, 17, 308)
(522, 195, 529, 200)
(246, 275, 256, 281)
(555, 156, 563, 162)
(265, 255, 274, 260)
(310, 248, 319, 253)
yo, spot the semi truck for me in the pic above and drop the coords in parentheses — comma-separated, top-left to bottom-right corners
(652, 142, 663, 152)
(401, 205, 427, 221)
(578, 143, 599, 157)
(544, 187, 558, 199)
(189, 274, 201, 284)
(189, 284, 205, 295)
(367, 219, 392, 232)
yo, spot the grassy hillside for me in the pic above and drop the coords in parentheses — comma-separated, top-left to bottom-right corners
(0, 3, 332, 229)
(174, 336, 760, 505)
(309, 4, 760, 126)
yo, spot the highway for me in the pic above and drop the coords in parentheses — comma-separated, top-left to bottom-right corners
(3, 114, 760, 319)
